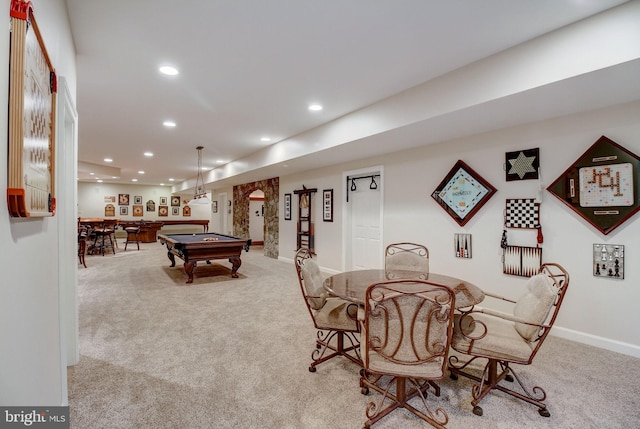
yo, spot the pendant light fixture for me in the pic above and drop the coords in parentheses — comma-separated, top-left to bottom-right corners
(188, 146, 211, 205)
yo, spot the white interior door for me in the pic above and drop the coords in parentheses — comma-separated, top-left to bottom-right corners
(343, 167, 383, 271)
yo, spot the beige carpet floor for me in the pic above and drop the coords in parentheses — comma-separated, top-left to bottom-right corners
(69, 242, 640, 428)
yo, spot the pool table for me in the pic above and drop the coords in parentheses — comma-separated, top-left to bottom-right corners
(158, 232, 252, 283)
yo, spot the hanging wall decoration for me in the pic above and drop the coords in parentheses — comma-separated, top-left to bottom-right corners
(505, 148, 539, 181)
(593, 244, 624, 279)
(547, 136, 639, 235)
(502, 198, 543, 277)
(431, 160, 497, 226)
(454, 233, 472, 258)
(7, 0, 57, 217)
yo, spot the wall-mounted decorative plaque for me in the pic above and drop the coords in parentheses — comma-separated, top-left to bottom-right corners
(547, 136, 639, 235)
(593, 244, 624, 279)
(431, 160, 497, 226)
(505, 148, 539, 181)
(7, 1, 57, 217)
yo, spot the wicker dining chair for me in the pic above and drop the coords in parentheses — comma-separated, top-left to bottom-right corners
(294, 248, 361, 372)
(359, 279, 456, 428)
(448, 262, 569, 417)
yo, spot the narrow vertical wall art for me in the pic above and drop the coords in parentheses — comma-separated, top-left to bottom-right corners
(454, 233, 472, 258)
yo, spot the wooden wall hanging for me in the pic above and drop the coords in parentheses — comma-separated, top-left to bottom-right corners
(7, 0, 57, 217)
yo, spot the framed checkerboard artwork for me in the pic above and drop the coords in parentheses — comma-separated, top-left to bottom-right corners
(505, 148, 539, 181)
(7, 1, 57, 217)
(505, 199, 540, 229)
(547, 136, 640, 235)
(431, 160, 497, 226)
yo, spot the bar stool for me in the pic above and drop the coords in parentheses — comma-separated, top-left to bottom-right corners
(92, 220, 117, 255)
(124, 224, 141, 251)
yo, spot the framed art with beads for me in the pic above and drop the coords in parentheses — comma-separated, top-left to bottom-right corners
(7, 0, 57, 217)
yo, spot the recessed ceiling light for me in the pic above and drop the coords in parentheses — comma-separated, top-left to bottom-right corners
(260, 137, 271, 142)
(131, 178, 138, 182)
(308, 104, 323, 111)
(89, 172, 95, 176)
(111, 176, 118, 179)
(163, 121, 176, 128)
(144, 152, 154, 157)
(216, 160, 225, 164)
(160, 183, 165, 186)
(104, 158, 113, 163)
(159, 66, 179, 76)
(97, 179, 103, 183)
(138, 171, 145, 174)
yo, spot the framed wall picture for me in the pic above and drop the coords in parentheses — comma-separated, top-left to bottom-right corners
(159, 197, 168, 205)
(431, 160, 497, 226)
(171, 207, 179, 216)
(7, 1, 57, 218)
(284, 193, 292, 220)
(182, 206, 191, 217)
(104, 204, 115, 217)
(158, 205, 169, 216)
(146, 200, 155, 212)
(134, 195, 142, 205)
(133, 205, 143, 217)
(547, 136, 640, 235)
(212, 201, 218, 213)
(505, 148, 539, 181)
(118, 194, 129, 205)
(120, 206, 128, 216)
(323, 189, 333, 222)
(171, 196, 180, 207)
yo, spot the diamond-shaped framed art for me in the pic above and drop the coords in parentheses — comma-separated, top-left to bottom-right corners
(431, 160, 497, 226)
(547, 135, 639, 235)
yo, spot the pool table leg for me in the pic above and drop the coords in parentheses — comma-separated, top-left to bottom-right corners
(229, 256, 241, 278)
(167, 251, 176, 267)
(184, 261, 196, 284)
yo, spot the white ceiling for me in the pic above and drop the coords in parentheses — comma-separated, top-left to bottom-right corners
(67, 0, 634, 190)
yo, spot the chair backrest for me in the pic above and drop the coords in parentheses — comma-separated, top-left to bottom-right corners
(514, 262, 569, 358)
(384, 243, 429, 278)
(294, 248, 327, 312)
(362, 280, 455, 379)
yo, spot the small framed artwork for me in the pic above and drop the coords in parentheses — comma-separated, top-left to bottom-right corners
(323, 189, 333, 222)
(454, 233, 472, 258)
(104, 196, 116, 203)
(133, 205, 143, 217)
(105, 204, 115, 217)
(505, 148, 539, 181)
(212, 201, 218, 213)
(159, 197, 168, 205)
(134, 195, 142, 205)
(171, 196, 180, 207)
(593, 243, 624, 279)
(171, 207, 179, 216)
(158, 205, 169, 217)
(284, 193, 292, 220)
(183, 206, 191, 217)
(431, 160, 497, 226)
(120, 206, 128, 216)
(118, 194, 130, 205)
(547, 135, 640, 235)
(146, 200, 155, 212)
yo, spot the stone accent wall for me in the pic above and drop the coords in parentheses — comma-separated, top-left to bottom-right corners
(233, 177, 279, 258)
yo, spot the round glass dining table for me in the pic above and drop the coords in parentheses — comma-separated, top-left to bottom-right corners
(323, 269, 484, 308)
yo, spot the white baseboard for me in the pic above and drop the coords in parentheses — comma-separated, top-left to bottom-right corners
(551, 326, 640, 358)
